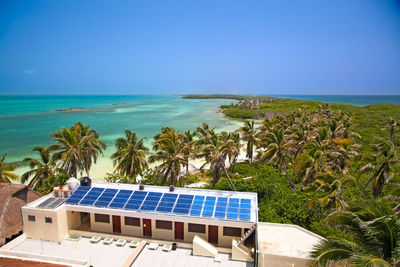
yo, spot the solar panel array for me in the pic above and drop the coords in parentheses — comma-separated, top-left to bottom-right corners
(37, 197, 66, 209)
(66, 186, 253, 222)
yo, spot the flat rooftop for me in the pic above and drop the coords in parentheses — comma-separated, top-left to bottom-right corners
(0, 257, 67, 267)
(10, 237, 134, 267)
(9, 237, 252, 267)
(257, 222, 324, 259)
(133, 245, 252, 267)
(39, 182, 258, 225)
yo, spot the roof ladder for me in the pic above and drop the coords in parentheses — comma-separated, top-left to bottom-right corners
(238, 223, 257, 246)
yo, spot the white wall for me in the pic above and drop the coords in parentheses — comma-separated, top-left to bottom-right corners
(151, 220, 174, 241)
(90, 213, 112, 233)
(184, 223, 208, 243)
(22, 206, 68, 242)
(66, 211, 81, 229)
(121, 217, 143, 237)
(218, 226, 244, 248)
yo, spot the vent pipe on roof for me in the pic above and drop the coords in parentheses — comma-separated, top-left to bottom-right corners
(169, 185, 175, 192)
(139, 184, 144, 190)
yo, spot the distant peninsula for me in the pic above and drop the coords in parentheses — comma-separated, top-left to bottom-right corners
(182, 94, 252, 100)
(112, 103, 131, 106)
(55, 108, 87, 112)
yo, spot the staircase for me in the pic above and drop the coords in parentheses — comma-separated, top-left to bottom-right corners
(237, 224, 256, 246)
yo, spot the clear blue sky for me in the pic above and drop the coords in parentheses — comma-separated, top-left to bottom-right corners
(1, 0, 400, 95)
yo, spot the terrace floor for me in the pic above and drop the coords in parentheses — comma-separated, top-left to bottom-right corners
(132, 245, 253, 267)
(9, 237, 253, 267)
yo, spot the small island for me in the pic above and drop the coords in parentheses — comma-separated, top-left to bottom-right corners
(112, 103, 131, 106)
(55, 108, 87, 112)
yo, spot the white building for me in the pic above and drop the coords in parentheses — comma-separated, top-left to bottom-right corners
(0, 181, 325, 266)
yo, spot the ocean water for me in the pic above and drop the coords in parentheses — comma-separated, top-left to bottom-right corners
(270, 95, 400, 106)
(0, 95, 242, 178)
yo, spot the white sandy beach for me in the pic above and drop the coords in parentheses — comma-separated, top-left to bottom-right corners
(16, 118, 247, 184)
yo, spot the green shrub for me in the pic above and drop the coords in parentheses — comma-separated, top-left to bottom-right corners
(104, 173, 136, 184)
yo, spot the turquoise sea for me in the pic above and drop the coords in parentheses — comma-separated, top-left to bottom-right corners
(0, 95, 243, 178)
(1, 94, 399, 178)
(271, 95, 400, 106)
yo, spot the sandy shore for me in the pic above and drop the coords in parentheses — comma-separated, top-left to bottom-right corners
(88, 145, 249, 181)
(15, 119, 247, 183)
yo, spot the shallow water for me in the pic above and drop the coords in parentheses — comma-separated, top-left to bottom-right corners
(270, 95, 400, 106)
(0, 95, 242, 178)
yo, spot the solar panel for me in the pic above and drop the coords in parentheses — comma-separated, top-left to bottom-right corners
(173, 194, 194, 215)
(94, 188, 118, 207)
(65, 185, 255, 222)
(79, 187, 105, 205)
(156, 193, 178, 213)
(47, 198, 65, 209)
(214, 197, 228, 218)
(239, 198, 251, 220)
(37, 197, 56, 208)
(109, 190, 133, 209)
(125, 191, 148, 210)
(201, 196, 216, 217)
(65, 186, 90, 205)
(140, 192, 162, 211)
(189, 195, 205, 216)
(226, 198, 239, 220)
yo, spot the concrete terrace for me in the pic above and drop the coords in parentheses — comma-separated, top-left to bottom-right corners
(132, 246, 252, 267)
(10, 238, 133, 267)
(8, 237, 253, 267)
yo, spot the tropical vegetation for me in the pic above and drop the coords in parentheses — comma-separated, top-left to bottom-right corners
(111, 129, 148, 179)
(0, 153, 19, 183)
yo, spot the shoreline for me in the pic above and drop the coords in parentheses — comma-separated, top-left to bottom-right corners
(14, 104, 245, 183)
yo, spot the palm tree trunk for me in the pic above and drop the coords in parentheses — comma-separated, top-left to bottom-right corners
(186, 162, 189, 184)
(284, 162, 296, 190)
(223, 167, 236, 191)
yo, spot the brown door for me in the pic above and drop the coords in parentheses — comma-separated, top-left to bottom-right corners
(174, 222, 184, 240)
(208, 225, 218, 244)
(143, 219, 152, 237)
(112, 215, 121, 233)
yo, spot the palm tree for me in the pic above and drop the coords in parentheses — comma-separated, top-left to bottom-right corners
(50, 126, 82, 177)
(327, 138, 359, 175)
(111, 130, 149, 179)
(227, 132, 241, 168)
(21, 146, 58, 190)
(328, 116, 343, 140)
(294, 127, 331, 186)
(311, 200, 400, 266)
(0, 153, 19, 183)
(196, 124, 237, 190)
(259, 127, 295, 189)
(307, 173, 355, 211)
(238, 120, 257, 162)
(382, 118, 399, 142)
(181, 130, 197, 182)
(340, 114, 360, 140)
(74, 122, 106, 176)
(359, 137, 398, 198)
(149, 127, 187, 186)
(50, 122, 106, 178)
(290, 123, 313, 160)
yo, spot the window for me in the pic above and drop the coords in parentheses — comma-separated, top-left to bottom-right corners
(28, 215, 35, 222)
(125, 216, 140, 226)
(223, 227, 242, 237)
(155, 220, 172, 230)
(94, 213, 110, 223)
(188, 223, 206, 233)
(45, 217, 52, 224)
